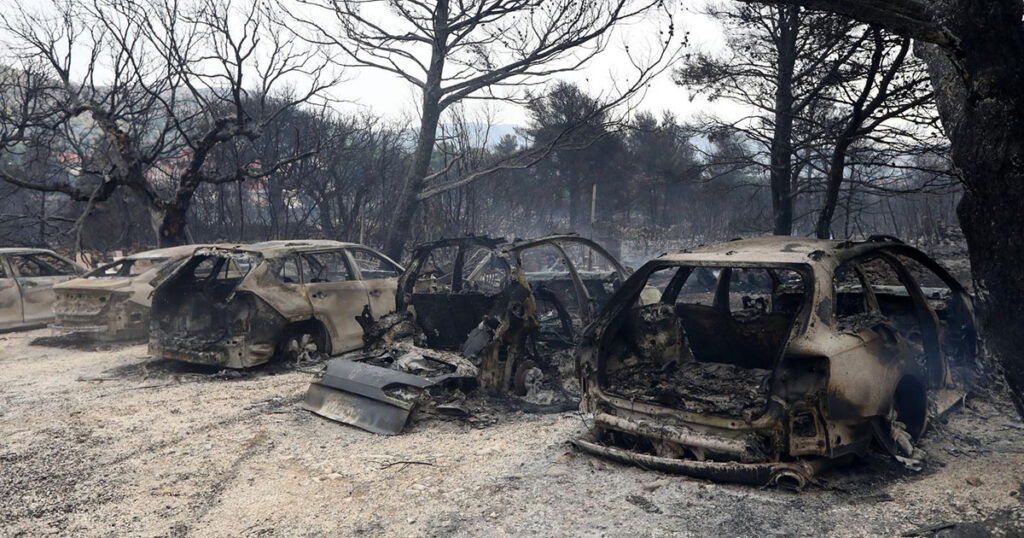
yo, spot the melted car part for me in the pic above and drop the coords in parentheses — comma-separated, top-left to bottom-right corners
(306, 235, 626, 434)
(304, 359, 437, 435)
(575, 236, 977, 488)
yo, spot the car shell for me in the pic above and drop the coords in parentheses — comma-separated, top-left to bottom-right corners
(0, 248, 85, 331)
(574, 236, 977, 488)
(51, 245, 208, 339)
(149, 240, 404, 368)
(303, 234, 629, 434)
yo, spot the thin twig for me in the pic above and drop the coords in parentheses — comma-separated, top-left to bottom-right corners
(379, 460, 437, 470)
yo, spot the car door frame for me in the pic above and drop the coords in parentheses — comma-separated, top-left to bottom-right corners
(0, 255, 25, 330)
(10, 251, 81, 325)
(343, 247, 403, 319)
(301, 248, 372, 355)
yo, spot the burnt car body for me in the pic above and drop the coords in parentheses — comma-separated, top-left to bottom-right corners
(0, 248, 85, 332)
(304, 234, 629, 434)
(51, 245, 205, 339)
(149, 240, 403, 368)
(573, 236, 977, 488)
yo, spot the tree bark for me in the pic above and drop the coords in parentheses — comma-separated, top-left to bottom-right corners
(769, 6, 799, 235)
(815, 139, 852, 239)
(382, 1, 448, 260)
(383, 95, 442, 259)
(157, 206, 190, 247)
(919, 5, 1024, 414)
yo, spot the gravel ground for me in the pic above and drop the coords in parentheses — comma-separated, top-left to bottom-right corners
(3, 327, 1024, 537)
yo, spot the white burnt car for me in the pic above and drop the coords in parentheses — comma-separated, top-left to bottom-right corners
(149, 240, 403, 368)
(0, 248, 85, 331)
(51, 245, 206, 339)
(574, 236, 977, 488)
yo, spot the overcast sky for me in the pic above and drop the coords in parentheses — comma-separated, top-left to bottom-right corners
(318, 1, 737, 128)
(9, 0, 740, 131)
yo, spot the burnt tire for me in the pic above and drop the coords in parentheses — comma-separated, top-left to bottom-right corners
(512, 359, 542, 396)
(279, 328, 326, 368)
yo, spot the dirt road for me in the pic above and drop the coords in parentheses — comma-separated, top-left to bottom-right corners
(3, 327, 1024, 537)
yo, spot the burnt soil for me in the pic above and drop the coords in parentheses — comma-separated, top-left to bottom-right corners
(3, 327, 1024, 536)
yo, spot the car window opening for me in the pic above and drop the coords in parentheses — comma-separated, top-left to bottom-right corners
(600, 264, 808, 421)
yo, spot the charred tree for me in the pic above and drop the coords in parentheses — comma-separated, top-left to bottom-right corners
(0, 0, 334, 246)
(675, 4, 861, 235)
(742, 0, 1024, 414)
(812, 30, 934, 239)
(289, 0, 673, 259)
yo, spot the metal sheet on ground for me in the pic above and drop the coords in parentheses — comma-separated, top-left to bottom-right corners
(302, 358, 437, 435)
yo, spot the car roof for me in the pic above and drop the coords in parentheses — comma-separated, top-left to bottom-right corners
(0, 247, 60, 255)
(201, 240, 365, 258)
(119, 245, 215, 260)
(655, 235, 908, 268)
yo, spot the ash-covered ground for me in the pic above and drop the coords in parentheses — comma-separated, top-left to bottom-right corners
(3, 327, 1024, 537)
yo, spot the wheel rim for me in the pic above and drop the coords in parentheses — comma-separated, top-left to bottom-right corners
(285, 333, 320, 365)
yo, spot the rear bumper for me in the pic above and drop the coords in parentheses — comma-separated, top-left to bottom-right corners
(572, 436, 829, 489)
(149, 335, 274, 368)
(50, 322, 108, 333)
(576, 405, 837, 489)
(52, 300, 148, 338)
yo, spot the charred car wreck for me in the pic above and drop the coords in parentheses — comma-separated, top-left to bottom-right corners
(149, 240, 403, 368)
(0, 248, 85, 332)
(573, 236, 977, 489)
(304, 235, 628, 434)
(51, 245, 205, 340)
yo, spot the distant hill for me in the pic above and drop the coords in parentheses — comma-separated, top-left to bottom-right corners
(437, 123, 526, 148)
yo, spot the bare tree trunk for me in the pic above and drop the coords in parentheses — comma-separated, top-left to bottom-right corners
(381, 0, 450, 259)
(157, 206, 189, 247)
(815, 140, 851, 238)
(917, 12, 1024, 414)
(769, 6, 799, 235)
(384, 97, 441, 259)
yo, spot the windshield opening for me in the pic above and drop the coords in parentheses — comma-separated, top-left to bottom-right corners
(87, 257, 170, 278)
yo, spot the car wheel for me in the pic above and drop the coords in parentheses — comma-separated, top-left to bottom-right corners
(282, 332, 324, 367)
(512, 359, 544, 396)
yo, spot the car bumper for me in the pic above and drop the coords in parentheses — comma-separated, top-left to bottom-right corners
(572, 435, 831, 489)
(149, 336, 275, 368)
(52, 301, 149, 339)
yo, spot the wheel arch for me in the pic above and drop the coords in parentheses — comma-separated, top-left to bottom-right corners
(276, 317, 332, 357)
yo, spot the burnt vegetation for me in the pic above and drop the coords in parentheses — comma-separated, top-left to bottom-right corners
(2, 0, 1024, 509)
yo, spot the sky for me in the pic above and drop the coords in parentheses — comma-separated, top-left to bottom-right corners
(313, 1, 737, 128)
(7, 0, 741, 133)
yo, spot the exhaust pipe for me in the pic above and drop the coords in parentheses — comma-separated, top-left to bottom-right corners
(770, 469, 808, 491)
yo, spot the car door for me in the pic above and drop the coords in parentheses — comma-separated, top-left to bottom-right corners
(0, 256, 24, 329)
(9, 252, 81, 324)
(301, 250, 371, 354)
(346, 247, 403, 318)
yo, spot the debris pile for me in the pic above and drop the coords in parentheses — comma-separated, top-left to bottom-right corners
(304, 235, 628, 434)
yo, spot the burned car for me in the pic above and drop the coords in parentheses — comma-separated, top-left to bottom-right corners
(0, 248, 85, 331)
(573, 236, 977, 488)
(304, 234, 628, 434)
(51, 245, 206, 339)
(149, 240, 403, 368)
